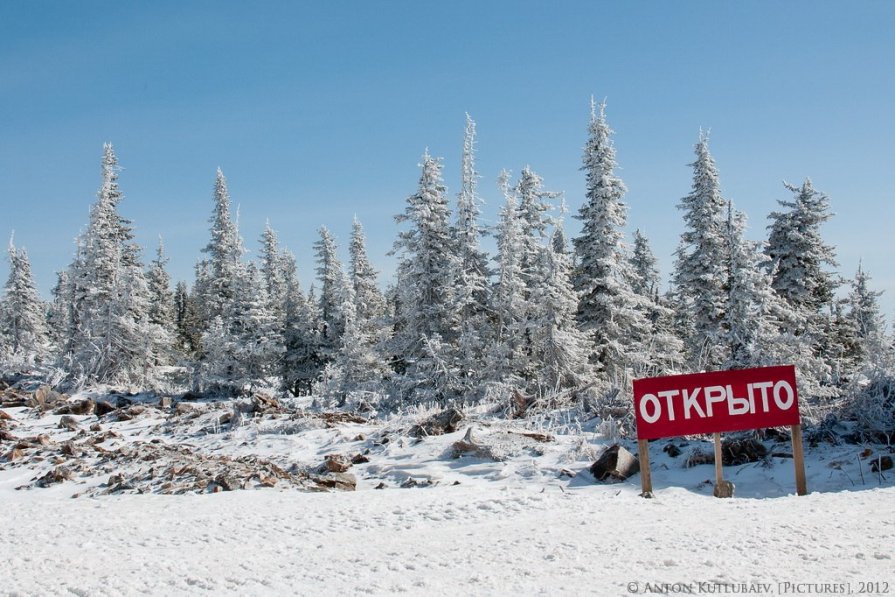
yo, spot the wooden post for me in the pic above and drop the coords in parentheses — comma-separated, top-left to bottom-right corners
(791, 424, 808, 496)
(713, 432, 723, 486)
(637, 439, 653, 497)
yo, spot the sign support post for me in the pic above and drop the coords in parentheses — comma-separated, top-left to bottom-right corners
(791, 424, 808, 496)
(637, 439, 653, 497)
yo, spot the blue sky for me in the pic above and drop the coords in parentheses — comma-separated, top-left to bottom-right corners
(1, 1, 894, 319)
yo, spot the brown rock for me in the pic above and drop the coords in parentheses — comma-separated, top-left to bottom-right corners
(158, 396, 173, 409)
(58, 415, 80, 431)
(351, 454, 370, 465)
(95, 400, 116, 416)
(590, 444, 640, 482)
(324, 453, 352, 473)
(314, 472, 356, 491)
(4, 447, 24, 461)
(0, 409, 13, 421)
(89, 423, 102, 432)
(54, 399, 96, 416)
(410, 407, 464, 437)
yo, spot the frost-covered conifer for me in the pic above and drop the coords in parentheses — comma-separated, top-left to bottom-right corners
(282, 251, 323, 394)
(1, 238, 50, 364)
(314, 226, 346, 357)
(390, 151, 458, 400)
(845, 264, 887, 366)
(147, 238, 175, 332)
(673, 132, 729, 369)
(630, 230, 659, 300)
(349, 217, 387, 335)
(259, 222, 290, 325)
(63, 144, 163, 386)
(452, 115, 493, 392)
(173, 281, 202, 356)
(486, 175, 529, 386)
(195, 169, 245, 328)
(572, 100, 651, 381)
(528, 230, 594, 392)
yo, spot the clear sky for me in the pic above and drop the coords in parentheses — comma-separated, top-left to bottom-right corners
(1, 1, 894, 321)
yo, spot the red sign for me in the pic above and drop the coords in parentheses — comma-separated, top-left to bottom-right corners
(633, 365, 800, 440)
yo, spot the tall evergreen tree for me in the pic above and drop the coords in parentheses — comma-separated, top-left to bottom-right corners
(259, 222, 290, 325)
(147, 238, 175, 332)
(630, 229, 660, 300)
(173, 281, 202, 356)
(572, 100, 651, 381)
(453, 115, 493, 392)
(1, 237, 50, 364)
(845, 263, 887, 366)
(390, 151, 458, 400)
(673, 132, 729, 369)
(314, 226, 346, 358)
(63, 144, 162, 386)
(282, 251, 323, 394)
(349, 217, 387, 334)
(195, 168, 245, 328)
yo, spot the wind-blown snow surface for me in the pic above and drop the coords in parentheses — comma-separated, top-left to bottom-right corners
(1, 394, 893, 595)
(3, 479, 894, 595)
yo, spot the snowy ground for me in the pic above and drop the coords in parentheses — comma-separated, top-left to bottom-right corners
(1, 390, 893, 595)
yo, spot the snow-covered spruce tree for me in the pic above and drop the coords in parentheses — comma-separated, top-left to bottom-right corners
(194, 168, 245, 330)
(845, 263, 887, 367)
(390, 151, 460, 402)
(173, 281, 202, 356)
(199, 263, 284, 393)
(452, 114, 493, 394)
(46, 271, 69, 350)
(323, 271, 390, 403)
(766, 179, 839, 320)
(349, 217, 387, 337)
(487, 179, 530, 387)
(62, 145, 165, 387)
(282, 251, 323, 394)
(259, 222, 290, 326)
(314, 226, 346, 360)
(147, 238, 175, 333)
(528, 229, 594, 393)
(673, 132, 729, 370)
(628, 230, 684, 376)
(515, 166, 559, 281)
(0, 238, 50, 365)
(572, 100, 651, 382)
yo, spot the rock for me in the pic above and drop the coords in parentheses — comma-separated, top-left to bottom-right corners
(37, 466, 73, 487)
(60, 442, 83, 457)
(4, 447, 24, 461)
(590, 444, 640, 482)
(685, 448, 714, 468)
(663, 443, 682, 458)
(30, 386, 65, 410)
(314, 472, 356, 491)
(722, 437, 767, 465)
(353, 434, 366, 442)
(400, 477, 419, 488)
(713, 480, 735, 498)
(114, 395, 134, 409)
(55, 399, 96, 416)
(451, 427, 502, 461)
(158, 396, 173, 409)
(870, 456, 893, 473)
(411, 407, 464, 437)
(95, 400, 116, 416)
(323, 454, 352, 473)
(0, 409, 13, 421)
(512, 431, 555, 443)
(351, 454, 369, 465)
(559, 468, 577, 478)
(89, 423, 102, 432)
(213, 474, 244, 491)
(58, 415, 80, 431)
(374, 482, 387, 489)
(252, 394, 282, 413)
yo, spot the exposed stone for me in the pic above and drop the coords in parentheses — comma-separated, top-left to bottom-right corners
(58, 415, 80, 431)
(0, 409, 13, 421)
(663, 443, 682, 458)
(590, 444, 640, 482)
(351, 454, 369, 465)
(870, 456, 893, 473)
(411, 407, 464, 437)
(54, 399, 96, 416)
(324, 453, 352, 473)
(722, 437, 767, 465)
(314, 472, 356, 491)
(95, 400, 116, 416)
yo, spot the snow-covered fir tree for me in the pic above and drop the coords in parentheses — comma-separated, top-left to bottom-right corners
(199, 263, 284, 393)
(147, 238, 175, 333)
(194, 168, 245, 329)
(390, 151, 459, 401)
(845, 263, 887, 366)
(673, 132, 729, 370)
(259, 222, 290, 325)
(349, 217, 387, 336)
(766, 179, 839, 317)
(528, 229, 594, 392)
(62, 144, 164, 386)
(487, 180, 530, 386)
(173, 281, 202, 356)
(628, 230, 684, 376)
(314, 226, 346, 359)
(452, 115, 493, 392)
(282, 251, 323, 395)
(572, 99, 651, 381)
(1, 237, 50, 364)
